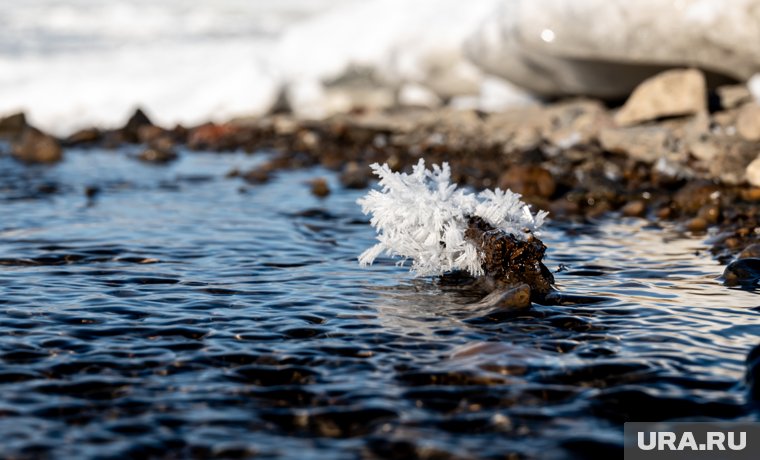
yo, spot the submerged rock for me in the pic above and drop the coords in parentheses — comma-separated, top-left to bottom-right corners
(464, 216, 554, 299)
(468, 283, 532, 310)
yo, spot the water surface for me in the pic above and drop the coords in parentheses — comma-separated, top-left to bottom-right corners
(0, 150, 758, 459)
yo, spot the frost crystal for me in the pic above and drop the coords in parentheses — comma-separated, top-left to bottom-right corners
(357, 159, 548, 276)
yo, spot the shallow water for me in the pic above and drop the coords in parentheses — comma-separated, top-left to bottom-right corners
(0, 149, 758, 459)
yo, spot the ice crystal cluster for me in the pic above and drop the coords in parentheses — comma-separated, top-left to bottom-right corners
(358, 160, 548, 276)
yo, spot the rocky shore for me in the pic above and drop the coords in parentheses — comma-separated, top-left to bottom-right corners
(1, 68, 759, 284)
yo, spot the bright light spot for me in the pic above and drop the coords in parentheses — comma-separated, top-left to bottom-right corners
(540, 28, 555, 43)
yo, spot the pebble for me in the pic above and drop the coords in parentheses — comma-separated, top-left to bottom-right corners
(614, 69, 707, 127)
(137, 148, 178, 164)
(310, 178, 331, 198)
(621, 200, 646, 218)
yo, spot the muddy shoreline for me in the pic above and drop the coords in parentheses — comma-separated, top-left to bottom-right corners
(2, 71, 759, 276)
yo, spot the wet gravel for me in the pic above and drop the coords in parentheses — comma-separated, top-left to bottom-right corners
(0, 149, 758, 459)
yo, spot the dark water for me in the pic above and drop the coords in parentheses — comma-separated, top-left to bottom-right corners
(0, 149, 758, 459)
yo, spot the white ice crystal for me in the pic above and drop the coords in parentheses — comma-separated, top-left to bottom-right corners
(357, 159, 548, 276)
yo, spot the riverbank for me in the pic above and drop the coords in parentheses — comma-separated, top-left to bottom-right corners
(2, 69, 759, 278)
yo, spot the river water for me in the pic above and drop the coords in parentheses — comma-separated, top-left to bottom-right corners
(0, 149, 758, 459)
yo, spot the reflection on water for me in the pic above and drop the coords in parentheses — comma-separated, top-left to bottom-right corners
(0, 150, 758, 459)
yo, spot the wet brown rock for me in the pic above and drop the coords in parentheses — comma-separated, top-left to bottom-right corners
(137, 148, 178, 164)
(187, 122, 241, 151)
(340, 162, 370, 189)
(64, 128, 102, 146)
(722, 258, 760, 287)
(621, 200, 646, 218)
(717, 85, 753, 110)
(11, 128, 63, 164)
(741, 187, 760, 201)
(736, 103, 760, 142)
(137, 125, 168, 145)
(470, 284, 532, 310)
(498, 165, 555, 199)
(464, 216, 554, 300)
(122, 108, 153, 143)
(686, 217, 708, 233)
(672, 182, 720, 215)
(709, 140, 759, 184)
(0, 112, 28, 138)
(310, 178, 330, 198)
(739, 244, 760, 259)
(697, 204, 721, 225)
(614, 69, 707, 127)
(243, 167, 270, 185)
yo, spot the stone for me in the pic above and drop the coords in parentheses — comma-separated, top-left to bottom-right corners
(0, 112, 27, 138)
(64, 128, 102, 146)
(541, 99, 612, 147)
(736, 103, 760, 141)
(717, 85, 753, 110)
(599, 125, 677, 163)
(137, 148, 178, 164)
(11, 128, 63, 164)
(339, 162, 370, 189)
(498, 165, 555, 199)
(722, 258, 760, 287)
(310, 178, 331, 197)
(621, 200, 646, 217)
(704, 140, 759, 185)
(746, 155, 760, 187)
(121, 108, 153, 143)
(614, 69, 707, 126)
(469, 284, 532, 310)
